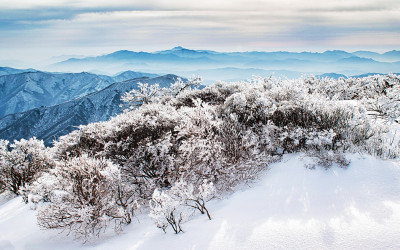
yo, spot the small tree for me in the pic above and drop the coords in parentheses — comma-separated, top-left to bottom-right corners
(149, 188, 186, 234)
(121, 82, 162, 110)
(0, 140, 8, 193)
(149, 179, 216, 234)
(36, 155, 139, 240)
(0, 138, 52, 195)
(120, 77, 202, 110)
(165, 76, 202, 97)
(170, 180, 216, 220)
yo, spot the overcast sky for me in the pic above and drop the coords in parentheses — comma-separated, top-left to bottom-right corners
(0, 0, 399, 64)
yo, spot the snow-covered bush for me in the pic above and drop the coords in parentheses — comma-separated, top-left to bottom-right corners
(163, 76, 202, 97)
(0, 140, 8, 193)
(24, 170, 61, 204)
(36, 155, 139, 240)
(220, 89, 273, 125)
(305, 150, 350, 169)
(306, 74, 400, 121)
(121, 77, 201, 110)
(121, 82, 162, 110)
(32, 73, 399, 238)
(122, 133, 176, 189)
(149, 179, 216, 233)
(0, 137, 53, 195)
(149, 188, 186, 234)
(364, 125, 400, 159)
(171, 180, 216, 220)
(55, 75, 384, 190)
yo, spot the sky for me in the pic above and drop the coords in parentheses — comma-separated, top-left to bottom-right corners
(0, 0, 399, 65)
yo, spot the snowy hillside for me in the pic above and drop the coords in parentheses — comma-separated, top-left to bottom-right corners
(0, 70, 160, 118)
(0, 153, 399, 249)
(112, 71, 159, 82)
(0, 67, 36, 76)
(0, 73, 399, 249)
(0, 71, 112, 118)
(0, 74, 181, 145)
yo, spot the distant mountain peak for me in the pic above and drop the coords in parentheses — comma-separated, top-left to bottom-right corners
(51, 48, 400, 76)
(111, 50, 134, 54)
(115, 50, 132, 53)
(323, 50, 351, 55)
(172, 46, 185, 50)
(165, 46, 197, 53)
(384, 50, 400, 55)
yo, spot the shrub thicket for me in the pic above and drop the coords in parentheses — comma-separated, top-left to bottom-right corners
(1, 74, 399, 238)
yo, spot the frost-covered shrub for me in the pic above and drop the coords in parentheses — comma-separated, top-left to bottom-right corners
(305, 150, 350, 169)
(36, 155, 139, 240)
(122, 133, 176, 189)
(221, 90, 273, 125)
(149, 179, 216, 233)
(121, 77, 202, 110)
(0, 138, 53, 195)
(306, 74, 400, 121)
(173, 87, 225, 108)
(172, 180, 216, 220)
(36, 73, 399, 238)
(149, 188, 186, 234)
(121, 82, 162, 110)
(24, 170, 61, 204)
(52, 104, 182, 206)
(164, 76, 202, 97)
(363, 126, 400, 159)
(174, 100, 225, 185)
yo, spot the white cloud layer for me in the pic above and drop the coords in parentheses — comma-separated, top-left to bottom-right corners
(0, 0, 399, 62)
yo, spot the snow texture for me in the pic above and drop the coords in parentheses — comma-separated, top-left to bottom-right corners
(0, 153, 399, 249)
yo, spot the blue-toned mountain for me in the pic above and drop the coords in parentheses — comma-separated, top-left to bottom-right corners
(0, 70, 159, 118)
(0, 74, 180, 146)
(50, 47, 400, 80)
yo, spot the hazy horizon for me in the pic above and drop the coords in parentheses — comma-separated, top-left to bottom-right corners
(1, 46, 400, 70)
(0, 0, 399, 66)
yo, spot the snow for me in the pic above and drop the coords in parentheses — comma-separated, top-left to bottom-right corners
(1, 153, 400, 249)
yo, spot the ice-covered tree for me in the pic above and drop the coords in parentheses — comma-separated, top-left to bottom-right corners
(121, 77, 202, 110)
(149, 179, 216, 234)
(170, 180, 216, 220)
(164, 76, 202, 97)
(0, 137, 53, 195)
(36, 155, 139, 240)
(121, 82, 162, 110)
(149, 188, 186, 234)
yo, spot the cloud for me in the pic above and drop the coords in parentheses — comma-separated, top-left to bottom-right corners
(0, 0, 399, 62)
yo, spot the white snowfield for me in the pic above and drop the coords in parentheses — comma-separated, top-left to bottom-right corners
(0, 153, 399, 250)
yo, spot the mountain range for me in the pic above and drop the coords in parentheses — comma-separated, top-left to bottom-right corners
(0, 67, 37, 76)
(0, 70, 158, 118)
(0, 74, 178, 146)
(48, 47, 400, 81)
(1, 46, 399, 145)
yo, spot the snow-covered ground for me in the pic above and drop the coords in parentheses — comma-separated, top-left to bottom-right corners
(1, 153, 400, 249)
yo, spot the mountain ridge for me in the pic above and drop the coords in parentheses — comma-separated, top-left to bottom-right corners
(50, 47, 400, 79)
(0, 74, 181, 146)
(0, 70, 159, 118)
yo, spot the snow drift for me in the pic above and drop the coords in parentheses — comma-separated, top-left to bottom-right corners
(0, 154, 399, 249)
